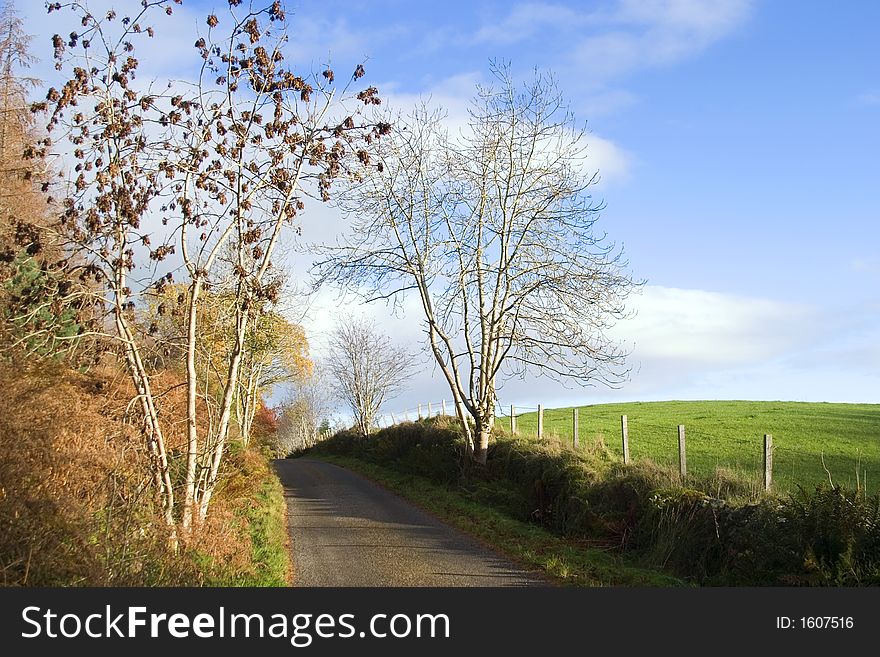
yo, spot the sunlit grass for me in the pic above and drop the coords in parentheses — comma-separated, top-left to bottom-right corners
(499, 401, 880, 494)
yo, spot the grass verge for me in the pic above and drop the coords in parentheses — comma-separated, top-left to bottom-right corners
(240, 469, 291, 586)
(203, 448, 292, 586)
(313, 453, 684, 587)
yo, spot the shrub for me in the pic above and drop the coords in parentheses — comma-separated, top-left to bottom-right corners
(1, 253, 84, 360)
(311, 417, 464, 484)
(307, 419, 880, 586)
(0, 359, 291, 586)
(0, 360, 177, 585)
(580, 460, 682, 544)
(697, 466, 764, 503)
(784, 485, 880, 585)
(481, 436, 609, 535)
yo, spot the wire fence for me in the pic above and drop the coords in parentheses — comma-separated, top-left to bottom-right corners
(498, 406, 880, 495)
(375, 399, 455, 427)
(378, 399, 880, 495)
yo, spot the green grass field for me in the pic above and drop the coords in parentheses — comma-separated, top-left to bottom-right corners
(497, 401, 880, 495)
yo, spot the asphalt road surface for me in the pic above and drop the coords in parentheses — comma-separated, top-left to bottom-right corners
(273, 458, 546, 587)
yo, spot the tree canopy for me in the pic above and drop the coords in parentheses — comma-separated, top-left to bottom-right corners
(316, 64, 638, 462)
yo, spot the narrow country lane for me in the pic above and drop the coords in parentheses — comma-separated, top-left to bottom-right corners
(273, 458, 546, 587)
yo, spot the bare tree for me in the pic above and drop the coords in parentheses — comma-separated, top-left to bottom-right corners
(39, 0, 387, 535)
(37, 1, 182, 530)
(274, 364, 335, 455)
(170, 2, 386, 528)
(315, 64, 638, 463)
(326, 316, 411, 437)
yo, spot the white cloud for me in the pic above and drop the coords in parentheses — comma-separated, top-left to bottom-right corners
(615, 285, 817, 366)
(580, 132, 633, 184)
(575, 0, 753, 81)
(574, 32, 643, 80)
(473, 3, 586, 45)
(615, 0, 752, 37)
(786, 300, 880, 374)
(856, 91, 880, 107)
(472, 1, 753, 85)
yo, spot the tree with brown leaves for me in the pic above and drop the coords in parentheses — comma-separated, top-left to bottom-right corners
(40, 0, 386, 537)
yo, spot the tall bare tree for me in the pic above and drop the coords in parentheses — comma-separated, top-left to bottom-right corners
(40, 0, 386, 535)
(274, 364, 335, 455)
(37, 0, 194, 532)
(326, 315, 411, 437)
(315, 64, 638, 463)
(0, 1, 38, 171)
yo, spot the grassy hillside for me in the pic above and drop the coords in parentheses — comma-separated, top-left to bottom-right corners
(499, 401, 880, 494)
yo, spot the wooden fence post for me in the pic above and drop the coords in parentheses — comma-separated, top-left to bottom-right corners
(764, 434, 773, 492)
(678, 425, 687, 480)
(418, 404, 422, 420)
(390, 412, 397, 425)
(442, 399, 447, 416)
(572, 409, 579, 449)
(428, 401, 432, 417)
(537, 404, 544, 438)
(621, 415, 630, 464)
(510, 405, 517, 434)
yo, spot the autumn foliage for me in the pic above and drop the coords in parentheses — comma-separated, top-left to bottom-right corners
(252, 401, 280, 439)
(32, 0, 380, 532)
(0, 360, 288, 585)
(0, 1, 351, 585)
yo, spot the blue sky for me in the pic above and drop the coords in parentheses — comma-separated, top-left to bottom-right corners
(20, 1, 879, 412)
